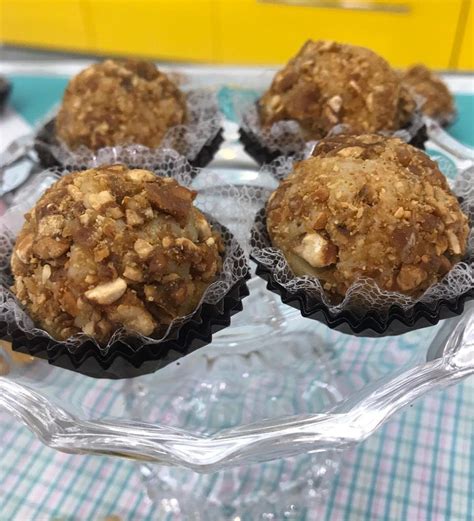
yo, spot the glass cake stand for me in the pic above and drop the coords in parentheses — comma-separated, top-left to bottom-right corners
(1, 124, 473, 521)
(1, 276, 473, 519)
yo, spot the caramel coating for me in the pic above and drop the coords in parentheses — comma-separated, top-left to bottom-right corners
(259, 40, 416, 140)
(400, 65, 455, 122)
(11, 165, 223, 343)
(267, 135, 469, 298)
(312, 133, 450, 190)
(55, 60, 187, 151)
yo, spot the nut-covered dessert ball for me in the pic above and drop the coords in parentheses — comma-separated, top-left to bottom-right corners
(266, 135, 469, 298)
(259, 40, 416, 140)
(11, 165, 223, 343)
(312, 133, 450, 190)
(400, 64, 455, 122)
(55, 60, 187, 151)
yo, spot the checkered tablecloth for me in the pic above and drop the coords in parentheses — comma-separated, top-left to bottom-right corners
(0, 69, 473, 521)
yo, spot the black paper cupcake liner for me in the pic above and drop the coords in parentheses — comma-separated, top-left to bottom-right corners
(8, 275, 250, 379)
(1, 205, 250, 379)
(251, 209, 473, 338)
(34, 118, 224, 171)
(254, 260, 473, 337)
(0, 76, 12, 114)
(239, 119, 428, 166)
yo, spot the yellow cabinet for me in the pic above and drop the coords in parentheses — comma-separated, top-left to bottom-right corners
(86, 0, 215, 62)
(216, 0, 465, 68)
(0, 0, 472, 70)
(457, 0, 473, 70)
(0, 0, 90, 51)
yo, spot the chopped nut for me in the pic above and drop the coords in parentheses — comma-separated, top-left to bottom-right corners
(348, 80, 362, 94)
(33, 237, 70, 259)
(269, 94, 282, 111)
(126, 209, 144, 227)
(446, 229, 462, 255)
(312, 186, 329, 202)
(85, 278, 127, 305)
(134, 238, 154, 259)
(175, 237, 200, 253)
(127, 169, 156, 182)
(145, 183, 195, 223)
(293, 232, 338, 268)
(162, 236, 174, 249)
(85, 274, 98, 284)
(196, 216, 212, 240)
(107, 302, 156, 336)
(38, 215, 65, 236)
(365, 92, 374, 111)
(435, 235, 448, 255)
(106, 206, 124, 219)
(83, 321, 95, 336)
(94, 244, 110, 262)
(394, 207, 405, 219)
(15, 233, 34, 263)
(312, 211, 328, 230)
(327, 95, 342, 113)
(397, 265, 427, 291)
(67, 184, 83, 201)
(41, 264, 51, 284)
(85, 190, 114, 211)
(323, 106, 339, 124)
(123, 266, 143, 282)
(336, 147, 364, 158)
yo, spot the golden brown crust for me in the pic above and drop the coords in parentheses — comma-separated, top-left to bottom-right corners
(55, 60, 187, 151)
(267, 135, 469, 299)
(259, 40, 416, 140)
(11, 165, 223, 343)
(400, 65, 455, 121)
(312, 133, 449, 190)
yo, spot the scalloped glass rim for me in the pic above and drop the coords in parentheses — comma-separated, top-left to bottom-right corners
(0, 304, 473, 471)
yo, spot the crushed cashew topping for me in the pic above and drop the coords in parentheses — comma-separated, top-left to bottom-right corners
(56, 59, 186, 151)
(266, 134, 469, 299)
(259, 40, 416, 140)
(11, 165, 223, 343)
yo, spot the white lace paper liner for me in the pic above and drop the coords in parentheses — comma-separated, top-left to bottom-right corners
(251, 161, 474, 320)
(235, 91, 426, 158)
(0, 153, 249, 355)
(35, 89, 222, 168)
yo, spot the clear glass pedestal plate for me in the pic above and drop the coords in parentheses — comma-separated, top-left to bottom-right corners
(0, 134, 473, 521)
(1, 275, 473, 520)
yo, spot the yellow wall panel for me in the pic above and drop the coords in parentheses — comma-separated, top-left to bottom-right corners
(1, 0, 471, 69)
(457, 1, 473, 69)
(0, 0, 90, 51)
(215, 0, 464, 68)
(86, 0, 215, 62)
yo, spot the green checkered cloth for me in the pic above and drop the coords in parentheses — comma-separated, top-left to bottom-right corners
(0, 75, 473, 521)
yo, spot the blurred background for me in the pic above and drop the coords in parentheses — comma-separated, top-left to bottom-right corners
(0, 0, 472, 69)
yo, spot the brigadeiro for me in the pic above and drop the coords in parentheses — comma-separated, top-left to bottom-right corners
(35, 60, 223, 169)
(400, 64, 456, 126)
(11, 165, 223, 343)
(240, 40, 427, 164)
(252, 134, 472, 336)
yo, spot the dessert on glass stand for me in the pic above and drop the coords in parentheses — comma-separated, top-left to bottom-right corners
(238, 40, 428, 164)
(252, 133, 473, 335)
(0, 52, 473, 520)
(34, 59, 224, 169)
(1, 161, 249, 378)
